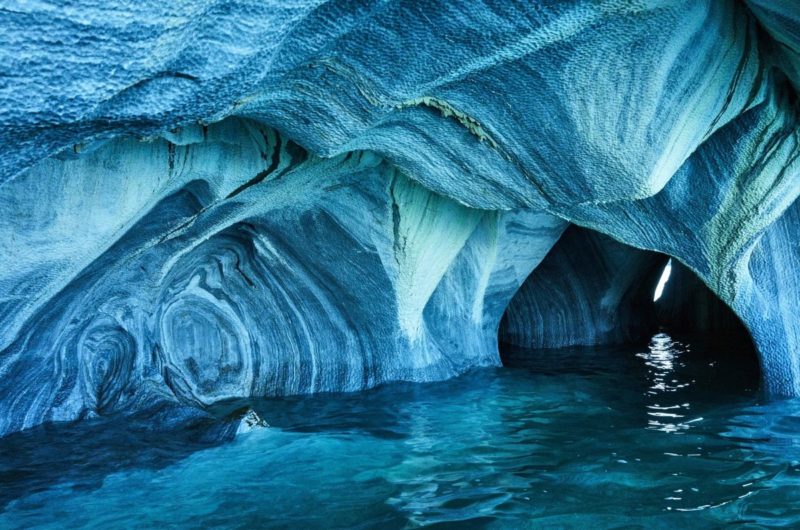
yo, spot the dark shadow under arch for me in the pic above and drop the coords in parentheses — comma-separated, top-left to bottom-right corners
(498, 225, 760, 391)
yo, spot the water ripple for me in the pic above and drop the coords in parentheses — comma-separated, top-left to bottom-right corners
(0, 334, 796, 528)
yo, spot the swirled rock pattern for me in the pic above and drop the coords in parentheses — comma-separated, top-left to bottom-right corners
(556, 78, 800, 395)
(0, 117, 565, 435)
(1, 0, 800, 436)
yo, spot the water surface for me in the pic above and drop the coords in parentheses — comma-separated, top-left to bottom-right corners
(2, 334, 800, 528)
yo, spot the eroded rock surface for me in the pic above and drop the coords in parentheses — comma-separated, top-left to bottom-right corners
(500, 227, 665, 350)
(1, 0, 799, 436)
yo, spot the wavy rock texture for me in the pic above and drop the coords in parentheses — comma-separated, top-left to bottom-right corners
(747, 0, 800, 91)
(1, 0, 800, 436)
(501, 227, 754, 349)
(500, 227, 666, 350)
(0, 117, 565, 435)
(557, 79, 800, 395)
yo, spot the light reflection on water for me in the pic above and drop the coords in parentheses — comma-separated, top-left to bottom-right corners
(638, 333, 695, 434)
(2, 334, 799, 528)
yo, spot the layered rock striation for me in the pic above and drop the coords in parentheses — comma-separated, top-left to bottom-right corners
(1, 0, 799, 436)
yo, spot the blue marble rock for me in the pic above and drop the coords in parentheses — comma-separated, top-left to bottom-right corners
(0, 117, 565, 435)
(0, 0, 799, 436)
(557, 78, 800, 396)
(500, 227, 753, 350)
(500, 227, 666, 350)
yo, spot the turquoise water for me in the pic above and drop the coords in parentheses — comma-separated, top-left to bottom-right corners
(2, 333, 800, 529)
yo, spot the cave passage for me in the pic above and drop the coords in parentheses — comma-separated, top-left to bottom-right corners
(498, 226, 761, 393)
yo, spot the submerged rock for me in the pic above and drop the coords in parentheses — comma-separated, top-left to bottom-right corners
(236, 409, 269, 435)
(0, 0, 799, 436)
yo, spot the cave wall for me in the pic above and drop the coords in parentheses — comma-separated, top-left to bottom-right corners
(0, 117, 566, 435)
(500, 227, 665, 350)
(747, 0, 800, 92)
(558, 78, 800, 395)
(500, 231, 756, 352)
(655, 260, 751, 337)
(2, 0, 764, 206)
(1, 0, 800, 435)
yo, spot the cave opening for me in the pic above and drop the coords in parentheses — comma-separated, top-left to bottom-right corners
(652, 258, 672, 302)
(498, 226, 761, 395)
